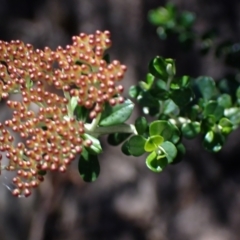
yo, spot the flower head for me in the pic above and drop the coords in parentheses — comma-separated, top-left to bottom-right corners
(0, 30, 126, 197)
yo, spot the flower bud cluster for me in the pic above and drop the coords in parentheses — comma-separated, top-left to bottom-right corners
(0, 30, 126, 197)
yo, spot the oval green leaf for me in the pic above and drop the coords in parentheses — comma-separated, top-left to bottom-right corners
(160, 141, 177, 164)
(144, 135, 164, 152)
(219, 118, 233, 135)
(121, 140, 131, 156)
(203, 131, 225, 152)
(149, 120, 180, 143)
(135, 117, 148, 135)
(195, 76, 216, 101)
(78, 149, 100, 182)
(170, 88, 194, 108)
(203, 101, 224, 121)
(127, 135, 146, 156)
(181, 121, 201, 139)
(99, 99, 134, 126)
(146, 151, 168, 173)
(217, 94, 232, 108)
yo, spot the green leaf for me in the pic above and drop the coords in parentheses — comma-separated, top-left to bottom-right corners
(179, 11, 195, 28)
(203, 131, 225, 152)
(170, 75, 190, 89)
(149, 120, 180, 143)
(107, 133, 131, 146)
(219, 118, 233, 135)
(195, 76, 216, 101)
(121, 140, 131, 156)
(146, 151, 168, 173)
(181, 121, 201, 139)
(99, 99, 134, 126)
(74, 105, 89, 121)
(138, 92, 161, 115)
(127, 135, 146, 156)
(170, 88, 194, 108)
(162, 99, 179, 115)
(135, 117, 148, 135)
(171, 143, 186, 164)
(160, 141, 177, 164)
(201, 116, 216, 132)
(129, 85, 141, 99)
(224, 107, 240, 126)
(217, 94, 232, 108)
(236, 86, 240, 105)
(203, 101, 224, 121)
(144, 135, 164, 152)
(78, 149, 100, 182)
(148, 56, 168, 79)
(139, 81, 150, 91)
(84, 134, 102, 155)
(148, 4, 176, 26)
(149, 80, 169, 100)
(145, 73, 155, 88)
(189, 105, 200, 120)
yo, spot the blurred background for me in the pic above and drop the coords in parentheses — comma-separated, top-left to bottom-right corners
(0, 0, 240, 239)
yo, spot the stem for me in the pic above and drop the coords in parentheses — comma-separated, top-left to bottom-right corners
(87, 113, 102, 132)
(85, 123, 137, 137)
(166, 75, 173, 90)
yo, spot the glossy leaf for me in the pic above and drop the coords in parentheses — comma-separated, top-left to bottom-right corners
(121, 140, 131, 156)
(139, 81, 150, 91)
(201, 116, 216, 132)
(181, 121, 201, 139)
(195, 76, 216, 101)
(224, 107, 240, 126)
(203, 131, 225, 152)
(160, 141, 178, 164)
(203, 101, 224, 121)
(149, 80, 169, 100)
(162, 99, 179, 115)
(148, 56, 168, 79)
(170, 88, 194, 108)
(144, 135, 164, 152)
(170, 75, 190, 89)
(146, 151, 168, 173)
(129, 85, 141, 99)
(217, 94, 232, 108)
(127, 135, 146, 156)
(74, 105, 89, 121)
(189, 105, 200, 120)
(99, 99, 134, 126)
(149, 120, 180, 143)
(219, 118, 233, 135)
(78, 149, 100, 182)
(146, 73, 155, 87)
(135, 117, 148, 135)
